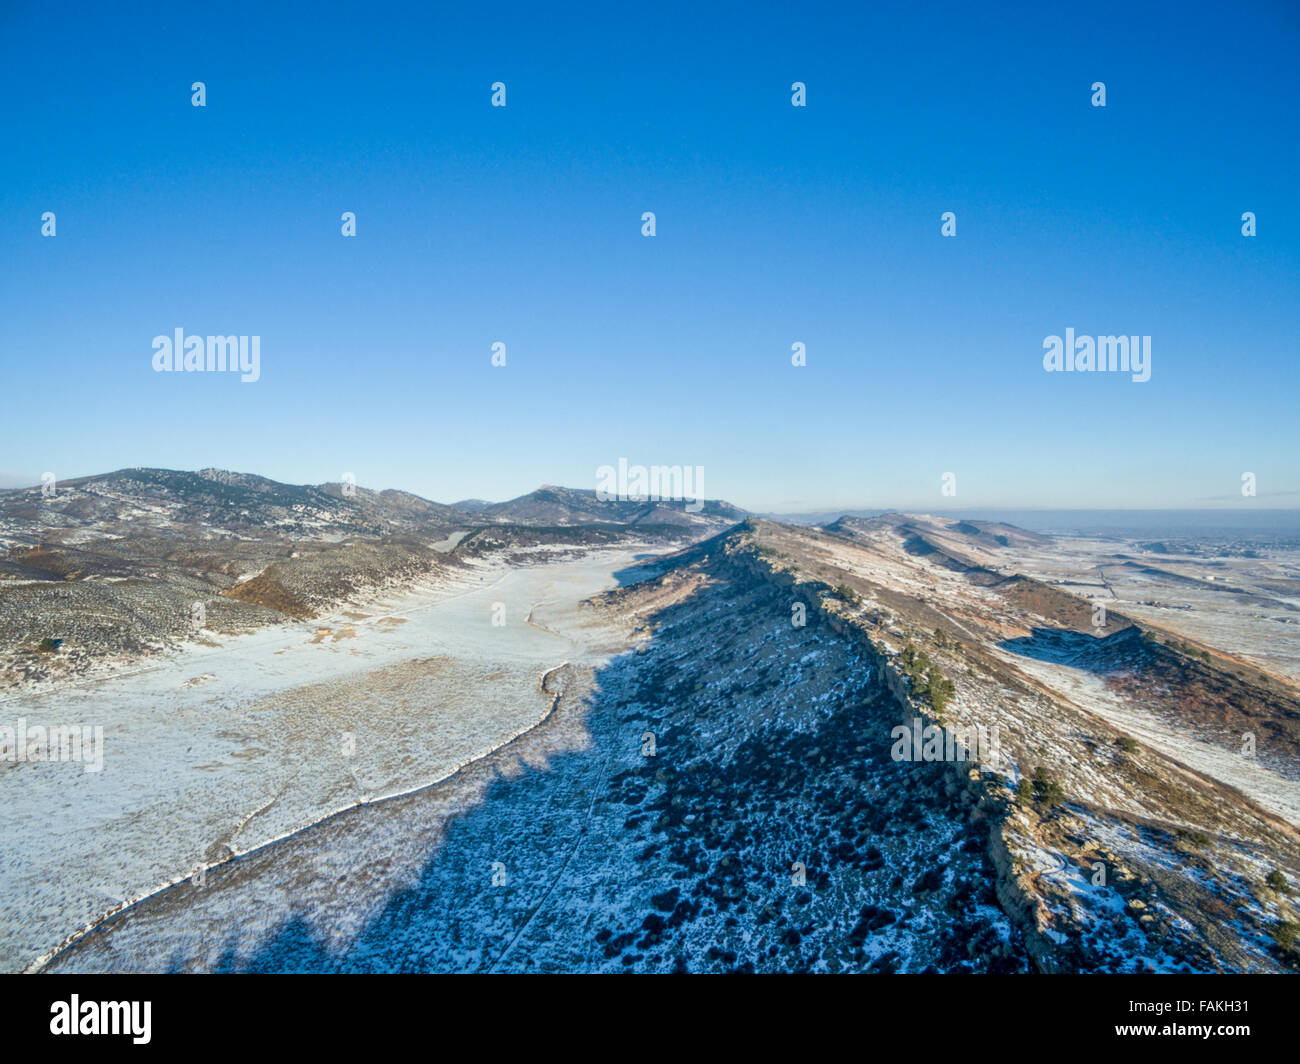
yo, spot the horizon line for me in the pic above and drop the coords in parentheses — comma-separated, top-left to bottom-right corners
(1, 467, 1299, 517)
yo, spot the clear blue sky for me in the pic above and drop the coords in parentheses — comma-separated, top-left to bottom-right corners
(2, 0, 1297, 512)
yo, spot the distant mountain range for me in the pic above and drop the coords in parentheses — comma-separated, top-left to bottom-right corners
(823, 513, 1052, 554)
(0, 468, 749, 687)
(478, 484, 745, 529)
(0, 468, 748, 547)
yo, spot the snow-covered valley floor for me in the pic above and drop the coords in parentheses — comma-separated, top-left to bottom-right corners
(1, 547, 653, 973)
(42, 545, 1027, 975)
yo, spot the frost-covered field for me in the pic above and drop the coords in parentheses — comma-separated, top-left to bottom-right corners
(1001, 651, 1300, 828)
(1008, 537, 1300, 682)
(45, 541, 1026, 975)
(19, 515, 1300, 974)
(1, 546, 651, 972)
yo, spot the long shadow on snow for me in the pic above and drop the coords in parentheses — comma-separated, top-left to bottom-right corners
(51, 548, 1026, 974)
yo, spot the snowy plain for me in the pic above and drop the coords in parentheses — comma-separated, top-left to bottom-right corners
(0, 546, 653, 972)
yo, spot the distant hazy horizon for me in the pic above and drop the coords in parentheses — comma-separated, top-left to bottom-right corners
(2, 467, 1298, 538)
(774, 507, 1300, 538)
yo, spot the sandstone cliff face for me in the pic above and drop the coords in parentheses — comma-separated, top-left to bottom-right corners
(709, 519, 1300, 973)
(715, 530, 1070, 972)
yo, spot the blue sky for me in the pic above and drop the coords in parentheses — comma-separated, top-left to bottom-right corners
(1, 0, 1297, 512)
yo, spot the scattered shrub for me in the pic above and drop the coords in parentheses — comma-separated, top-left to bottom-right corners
(1031, 766, 1064, 808)
(899, 641, 956, 715)
(924, 674, 956, 714)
